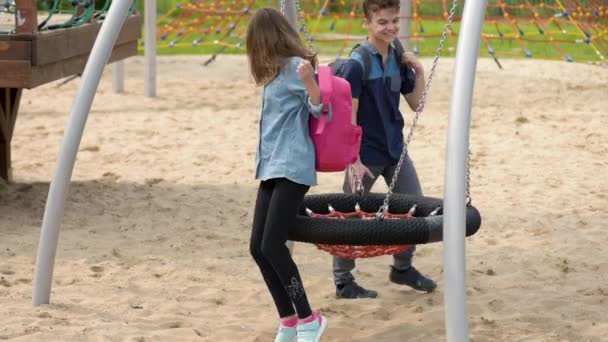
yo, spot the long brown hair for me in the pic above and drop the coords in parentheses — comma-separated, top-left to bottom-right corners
(246, 7, 317, 85)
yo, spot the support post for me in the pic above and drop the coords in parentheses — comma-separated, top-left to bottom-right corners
(280, 0, 297, 255)
(0, 88, 22, 182)
(14, 0, 38, 34)
(10, 0, 36, 160)
(113, 61, 125, 93)
(442, 1, 487, 341)
(32, 0, 135, 306)
(144, 0, 156, 97)
(399, 0, 411, 51)
(282, 0, 297, 28)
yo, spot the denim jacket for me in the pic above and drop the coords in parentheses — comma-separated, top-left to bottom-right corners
(255, 56, 323, 186)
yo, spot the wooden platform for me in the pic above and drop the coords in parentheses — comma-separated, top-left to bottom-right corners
(0, 0, 141, 181)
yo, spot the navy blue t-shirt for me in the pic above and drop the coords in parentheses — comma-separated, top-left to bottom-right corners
(340, 41, 416, 166)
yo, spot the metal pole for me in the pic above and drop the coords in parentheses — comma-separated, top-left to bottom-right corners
(32, 0, 135, 307)
(399, 0, 411, 51)
(282, 0, 297, 28)
(144, 0, 156, 97)
(281, 0, 298, 255)
(112, 61, 124, 93)
(443, 1, 486, 341)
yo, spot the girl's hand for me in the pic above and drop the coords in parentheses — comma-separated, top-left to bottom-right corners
(402, 52, 424, 74)
(297, 60, 315, 84)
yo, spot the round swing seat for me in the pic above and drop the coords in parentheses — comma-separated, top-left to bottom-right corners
(289, 193, 481, 258)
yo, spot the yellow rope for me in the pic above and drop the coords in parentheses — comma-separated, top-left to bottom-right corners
(310, 0, 331, 36)
(157, 7, 178, 25)
(554, 0, 605, 63)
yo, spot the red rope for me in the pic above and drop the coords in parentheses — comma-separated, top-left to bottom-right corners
(306, 206, 414, 259)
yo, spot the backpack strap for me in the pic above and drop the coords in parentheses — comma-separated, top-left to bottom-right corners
(350, 44, 372, 87)
(349, 38, 404, 88)
(391, 38, 405, 58)
(314, 66, 333, 135)
(318, 65, 333, 115)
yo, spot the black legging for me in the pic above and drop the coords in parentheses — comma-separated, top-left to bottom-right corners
(249, 178, 313, 319)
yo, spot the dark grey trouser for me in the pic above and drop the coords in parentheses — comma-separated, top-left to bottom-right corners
(333, 156, 423, 286)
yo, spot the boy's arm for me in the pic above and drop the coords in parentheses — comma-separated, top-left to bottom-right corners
(351, 98, 359, 124)
(340, 58, 367, 164)
(342, 59, 372, 180)
(400, 52, 425, 112)
(340, 59, 363, 125)
(349, 97, 373, 181)
(404, 69, 425, 112)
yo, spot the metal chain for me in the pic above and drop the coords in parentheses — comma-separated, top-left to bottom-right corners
(281, 0, 472, 215)
(295, 0, 315, 50)
(378, 0, 462, 217)
(466, 149, 471, 205)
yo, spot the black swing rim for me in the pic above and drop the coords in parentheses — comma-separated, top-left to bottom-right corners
(289, 193, 481, 245)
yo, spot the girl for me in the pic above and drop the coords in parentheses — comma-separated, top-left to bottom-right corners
(246, 7, 327, 342)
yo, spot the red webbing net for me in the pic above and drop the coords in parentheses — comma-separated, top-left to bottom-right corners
(305, 204, 414, 259)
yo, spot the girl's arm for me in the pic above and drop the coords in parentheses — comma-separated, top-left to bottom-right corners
(290, 58, 323, 117)
(297, 60, 321, 106)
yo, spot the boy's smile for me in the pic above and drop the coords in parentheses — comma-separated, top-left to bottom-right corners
(364, 8, 401, 47)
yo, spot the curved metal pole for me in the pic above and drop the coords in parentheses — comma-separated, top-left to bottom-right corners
(443, 1, 486, 341)
(32, 0, 134, 307)
(281, 0, 297, 255)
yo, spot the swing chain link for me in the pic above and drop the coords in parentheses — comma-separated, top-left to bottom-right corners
(378, 0, 462, 218)
(297, 0, 315, 50)
(283, 0, 315, 50)
(466, 149, 472, 205)
(281, 0, 472, 217)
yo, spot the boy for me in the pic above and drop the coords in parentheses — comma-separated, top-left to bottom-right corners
(333, 0, 437, 299)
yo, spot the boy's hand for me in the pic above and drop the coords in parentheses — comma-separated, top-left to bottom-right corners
(402, 52, 424, 74)
(348, 159, 374, 193)
(297, 60, 315, 84)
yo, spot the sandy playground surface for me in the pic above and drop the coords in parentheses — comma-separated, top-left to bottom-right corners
(0, 55, 607, 341)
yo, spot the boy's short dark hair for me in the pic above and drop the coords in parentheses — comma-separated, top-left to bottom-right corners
(363, 0, 400, 19)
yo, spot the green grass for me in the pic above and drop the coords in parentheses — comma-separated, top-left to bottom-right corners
(147, 11, 605, 64)
(20, 1, 605, 64)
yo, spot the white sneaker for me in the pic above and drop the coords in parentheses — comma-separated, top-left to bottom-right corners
(296, 313, 327, 342)
(275, 325, 297, 342)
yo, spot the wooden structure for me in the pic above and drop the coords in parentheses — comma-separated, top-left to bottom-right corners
(0, 0, 141, 181)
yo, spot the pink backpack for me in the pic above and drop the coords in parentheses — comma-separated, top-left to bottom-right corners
(309, 66, 362, 172)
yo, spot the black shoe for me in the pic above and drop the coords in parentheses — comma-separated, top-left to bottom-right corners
(389, 266, 437, 293)
(336, 282, 378, 299)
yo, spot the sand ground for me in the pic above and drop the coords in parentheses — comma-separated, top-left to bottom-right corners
(0, 55, 607, 341)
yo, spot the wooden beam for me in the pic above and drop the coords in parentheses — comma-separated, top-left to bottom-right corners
(0, 33, 36, 42)
(0, 41, 137, 89)
(0, 13, 141, 180)
(0, 40, 32, 61)
(0, 15, 142, 88)
(115, 15, 143, 46)
(31, 21, 102, 67)
(0, 61, 31, 88)
(0, 88, 22, 182)
(14, 0, 38, 34)
(32, 14, 142, 66)
(30, 41, 137, 88)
